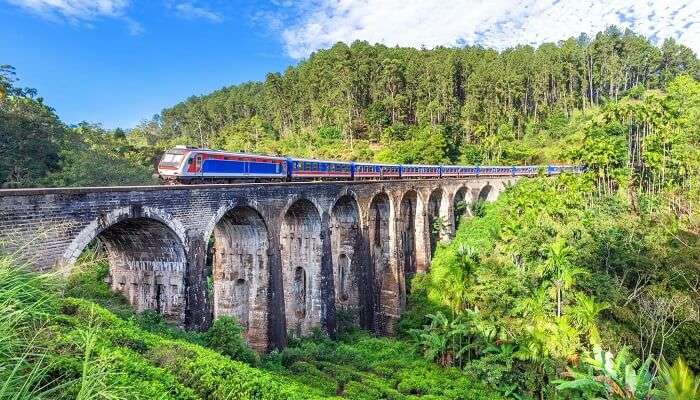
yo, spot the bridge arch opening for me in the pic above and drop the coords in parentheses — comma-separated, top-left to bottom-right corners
(478, 184, 493, 202)
(398, 190, 417, 297)
(368, 192, 393, 331)
(427, 188, 444, 255)
(280, 199, 322, 337)
(453, 186, 471, 231)
(84, 217, 187, 324)
(209, 205, 270, 350)
(330, 195, 362, 318)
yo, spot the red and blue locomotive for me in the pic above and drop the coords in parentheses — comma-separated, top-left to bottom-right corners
(157, 146, 582, 184)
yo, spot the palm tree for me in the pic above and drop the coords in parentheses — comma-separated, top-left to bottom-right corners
(540, 238, 587, 317)
(440, 244, 479, 316)
(569, 293, 610, 345)
(413, 312, 453, 366)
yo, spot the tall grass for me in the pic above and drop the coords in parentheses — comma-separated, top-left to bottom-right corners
(0, 255, 64, 399)
(0, 255, 136, 400)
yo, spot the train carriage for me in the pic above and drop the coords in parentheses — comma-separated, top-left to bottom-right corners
(513, 166, 539, 176)
(478, 166, 511, 176)
(441, 165, 480, 178)
(288, 158, 353, 180)
(353, 163, 401, 179)
(401, 165, 441, 179)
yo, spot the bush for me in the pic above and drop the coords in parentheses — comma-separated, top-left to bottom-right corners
(205, 316, 259, 365)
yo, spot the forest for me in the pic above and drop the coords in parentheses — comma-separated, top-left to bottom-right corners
(1, 26, 699, 399)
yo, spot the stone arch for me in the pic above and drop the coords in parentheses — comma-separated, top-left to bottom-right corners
(210, 205, 270, 351)
(452, 186, 471, 230)
(427, 188, 444, 255)
(61, 206, 187, 268)
(60, 207, 188, 324)
(330, 195, 362, 315)
(398, 190, 417, 297)
(280, 198, 323, 337)
(478, 183, 494, 202)
(367, 192, 393, 331)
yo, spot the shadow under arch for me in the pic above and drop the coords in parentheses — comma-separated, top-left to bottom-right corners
(280, 198, 323, 337)
(330, 194, 366, 320)
(209, 205, 272, 351)
(62, 206, 188, 324)
(478, 183, 493, 202)
(367, 191, 393, 332)
(398, 190, 418, 300)
(453, 186, 471, 230)
(427, 188, 444, 256)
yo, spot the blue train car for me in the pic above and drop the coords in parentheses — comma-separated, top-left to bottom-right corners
(158, 148, 287, 183)
(288, 158, 353, 180)
(354, 163, 401, 179)
(513, 166, 538, 176)
(442, 165, 479, 178)
(401, 164, 440, 178)
(479, 166, 513, 176)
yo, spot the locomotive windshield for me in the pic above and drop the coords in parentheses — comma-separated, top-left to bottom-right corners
(160, 152, 185, 166)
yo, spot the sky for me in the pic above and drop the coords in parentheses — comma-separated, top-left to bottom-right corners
(1, 0, 698, 129)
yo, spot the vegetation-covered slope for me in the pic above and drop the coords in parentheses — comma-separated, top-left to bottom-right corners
(1, 26, 699, 400)
(0, 254, 498, 399)
(2, 27, 699, 187)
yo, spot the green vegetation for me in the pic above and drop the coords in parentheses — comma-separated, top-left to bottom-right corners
(1, 27, 699, 399)
(2, 27, 699, 187)
(398, 74, 699, 397)
(1, 252, 501, 399)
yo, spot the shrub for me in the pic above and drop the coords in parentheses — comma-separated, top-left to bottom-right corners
(205, 316, 259, 365)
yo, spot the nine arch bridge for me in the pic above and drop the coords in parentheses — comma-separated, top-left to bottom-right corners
(0, 178, 513, 351)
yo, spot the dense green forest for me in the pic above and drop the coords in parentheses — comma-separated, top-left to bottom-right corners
(1, 27, 699, 399)
(2, 26, 699, 187)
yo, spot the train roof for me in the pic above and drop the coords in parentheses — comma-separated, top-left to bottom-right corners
(172, 147, 286, 160)
(289, 157, 353, 164)
(402, 164, 442, 168)
(353, 162, 401, 167)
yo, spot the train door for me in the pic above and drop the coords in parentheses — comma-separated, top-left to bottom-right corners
(195, 154, 203, 176)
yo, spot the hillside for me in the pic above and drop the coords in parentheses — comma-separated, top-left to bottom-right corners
(1, 27, 700, 400)
(3, 27, 700, 188)
(151, 27, 699, 165)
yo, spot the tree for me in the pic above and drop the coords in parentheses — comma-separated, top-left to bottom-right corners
(539, 238, 586, 317)
(568, 293, 610, 345)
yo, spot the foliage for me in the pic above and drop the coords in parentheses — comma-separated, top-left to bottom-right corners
(555, 346, 659, 399)
(205, 316, 259, 365)
(419, 165, 698, 397)
(658, 358, 700, 400)
(262, 333, 499, 399)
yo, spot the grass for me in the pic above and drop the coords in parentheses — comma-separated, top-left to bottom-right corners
(0, 252, 500, 399)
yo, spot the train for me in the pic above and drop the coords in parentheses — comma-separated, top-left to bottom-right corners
(157, 145, 583, 184)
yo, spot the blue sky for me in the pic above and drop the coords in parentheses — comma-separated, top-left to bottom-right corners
(1, 0, 698, 129)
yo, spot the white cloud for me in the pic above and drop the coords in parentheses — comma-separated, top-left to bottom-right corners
(174, 2, 222, 23)
(6, 0, 130, 22)
(6, 0, 144, 34)
(278, 0, 700, 59)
